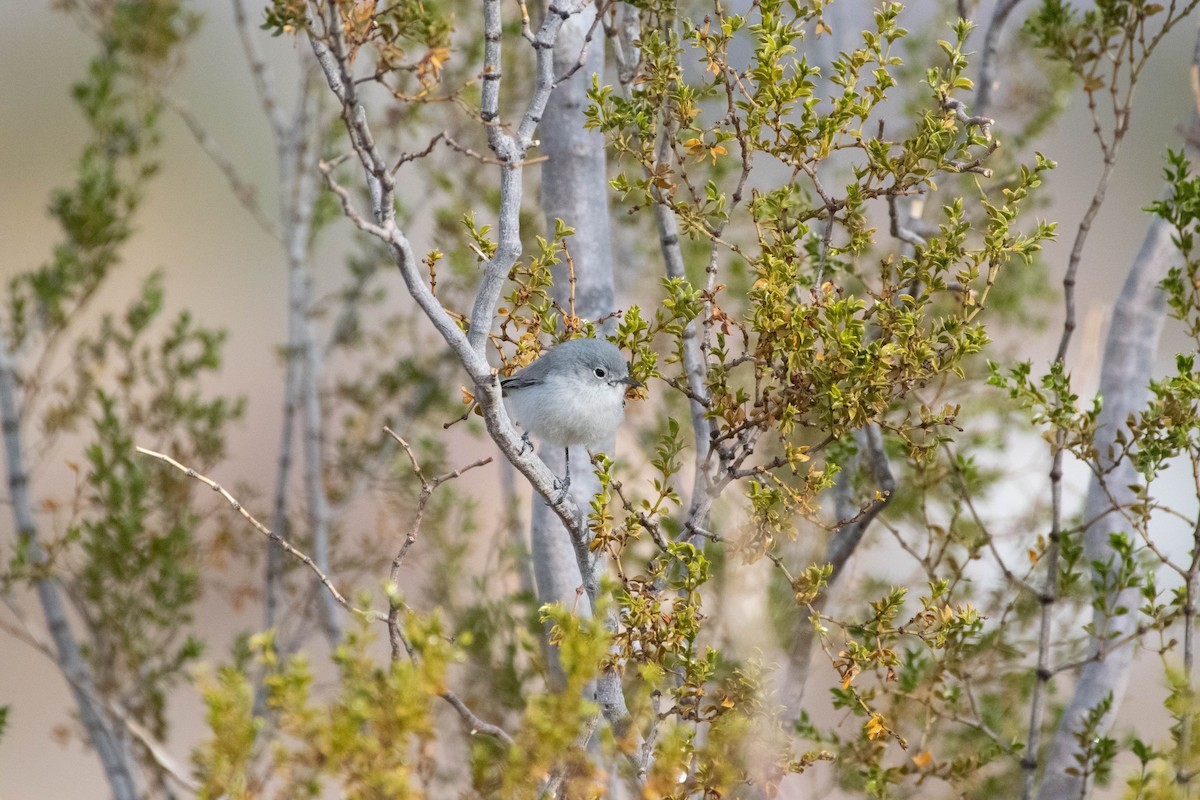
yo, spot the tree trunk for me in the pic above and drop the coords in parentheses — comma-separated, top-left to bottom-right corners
(533, 0, 614, 679)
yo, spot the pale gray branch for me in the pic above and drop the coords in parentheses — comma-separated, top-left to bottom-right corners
(232, 0, 288, 134)
(0, 605, 197, 794)
(303, 0, 596, 602)
(0, 335, 138, 800)
(974, 0, 1025, 120)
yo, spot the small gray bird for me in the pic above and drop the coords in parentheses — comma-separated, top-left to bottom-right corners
(501, 337, 641, 492)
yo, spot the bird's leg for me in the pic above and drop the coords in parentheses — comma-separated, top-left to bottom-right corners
(551, 446, 573, 503)
(551, 447, 573, 503)
(518, 432, 533, 456)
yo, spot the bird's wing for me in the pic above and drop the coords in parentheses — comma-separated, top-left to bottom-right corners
(499, 356, 553, 393)
(499, 374, 536, 392)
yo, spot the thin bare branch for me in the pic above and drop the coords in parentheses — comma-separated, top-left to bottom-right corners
(162, 93, 281, 240)
(232, 0, 288, 134)
(440, 689, 515, 746)
(135, 446, 377, 622)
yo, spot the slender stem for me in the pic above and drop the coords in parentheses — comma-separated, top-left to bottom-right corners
(1026, 21, 1140, 797)
(1179, 514, 1200, 786)
(1022, 441, 1064, 799)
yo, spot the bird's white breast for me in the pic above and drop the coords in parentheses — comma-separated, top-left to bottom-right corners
(506, 374, 626, 448)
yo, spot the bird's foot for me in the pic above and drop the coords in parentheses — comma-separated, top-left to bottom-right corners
(552, 473, 572, 504)
(518, 432, 533, 456)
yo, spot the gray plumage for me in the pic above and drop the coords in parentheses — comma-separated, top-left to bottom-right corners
(501, 338, 640, 448)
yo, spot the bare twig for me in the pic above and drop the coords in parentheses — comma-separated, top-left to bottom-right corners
(384, 426, 491, 596)
(162, 93, 281, 240)
(135, 446, 374, 621)
(942, 96, 994, 140)
(974, 0, 1026, 119)
(440, 690, 515, 745)
(379, 428, 508, 745)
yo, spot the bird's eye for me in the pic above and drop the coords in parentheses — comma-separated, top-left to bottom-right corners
(594, 367, 607, 379)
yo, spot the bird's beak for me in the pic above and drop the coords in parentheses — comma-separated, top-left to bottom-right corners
(623, 376, 644, 389)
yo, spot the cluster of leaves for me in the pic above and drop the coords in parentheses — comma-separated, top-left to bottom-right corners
(1024, 0, 1196, 92)
(264, 0, 454, 91)
(7, 0, 198, 349)
(1132, 151, 1200, 483)
(194, 619, 452, 798)
(490, 219, 591, 369)
(66, 279, 241, 736)
(1, 0, 240, 786)
(589, 1, 1054, 551)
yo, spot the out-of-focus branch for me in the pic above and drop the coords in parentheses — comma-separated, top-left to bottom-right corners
(229, 0, 333, 652)
(788, 424, 895, 695)
(1035, 181, 1182, 800)
(381, 429, 509, 745)
(0, 336, 139, 800)
(292, 112, 340, 643)
(888, 194, 928, 249)
(162, 93, 281, 240)
(824, 426, 896, 571)
(974, 0, 1025, 120)
(384, 427, 492, 659)
(440, 690, 515, 746)
(0, 606, 197, 794)
(609, 2, 641, 86)
(233, 0, 287, 134)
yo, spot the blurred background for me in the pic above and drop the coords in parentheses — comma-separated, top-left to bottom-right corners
(2, 0, 1200, 796)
